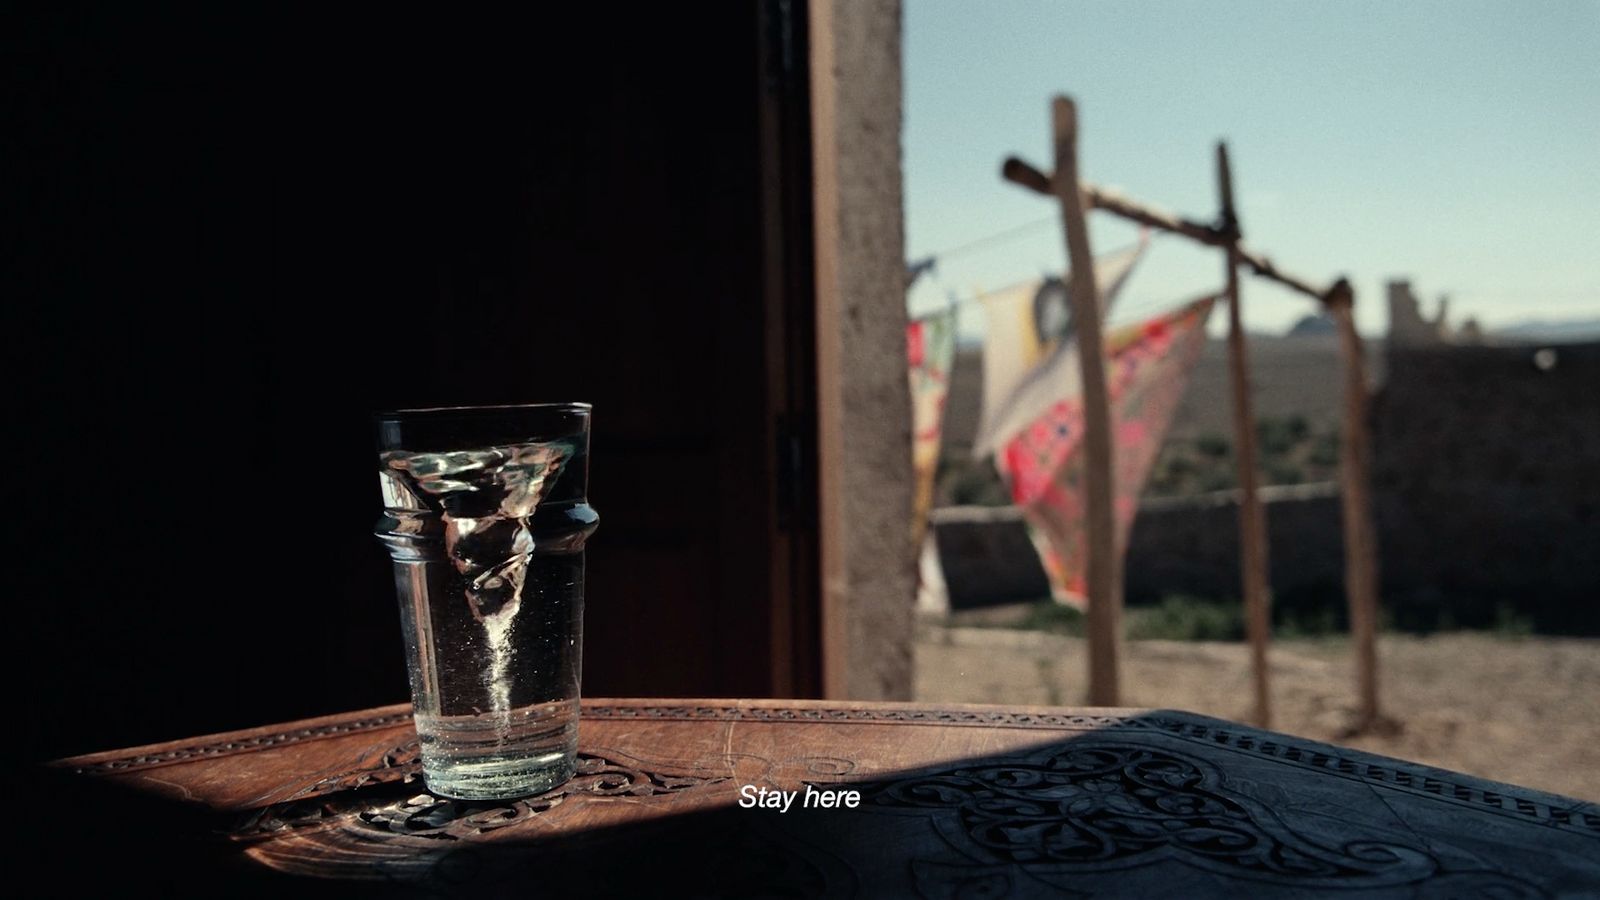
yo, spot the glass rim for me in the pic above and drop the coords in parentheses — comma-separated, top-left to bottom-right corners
(375, 402, 592, 421)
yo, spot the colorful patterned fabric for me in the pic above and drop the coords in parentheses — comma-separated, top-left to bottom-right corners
(972, 235, 1150, 460)
(908, 308, 957, 545)
(996, 295, 1218, 606)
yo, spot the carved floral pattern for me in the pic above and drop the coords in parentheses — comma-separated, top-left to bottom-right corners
(236, 749, 727, 840)
(849, 742, 1443, 888)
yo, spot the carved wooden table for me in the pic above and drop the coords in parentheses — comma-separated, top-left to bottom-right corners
(51, 700, 1600, 897)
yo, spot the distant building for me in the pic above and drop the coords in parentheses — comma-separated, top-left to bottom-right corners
(1387, 279, 1481, 346)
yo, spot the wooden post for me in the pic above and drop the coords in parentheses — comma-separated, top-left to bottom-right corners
(1326, 279, 1382, 730)
(1005, 123, 1371, 718)
(1051, 96, 1121, 706)
(1217, 143, 1273, 728)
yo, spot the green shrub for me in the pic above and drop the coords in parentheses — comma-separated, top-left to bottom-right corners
(942, 459, 1011, 506)
(1015, 600, 1086, 635)
(1276, 606, 1340, 638)
(1162, 454, 1197, 478)
(1494, 603, 1533, 638)
(1128, 595, 1245, 641)
(1265, 459, 1307, 485)
(1308, 430, 1340, 467)
(1257, 415, 1309, 456)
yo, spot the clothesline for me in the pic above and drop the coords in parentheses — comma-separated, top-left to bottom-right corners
(909, 236, 1227, 326)
(909, 235, 1146, 310)
(906, 213, 1131, 287)
(909, 214, 1059, 270)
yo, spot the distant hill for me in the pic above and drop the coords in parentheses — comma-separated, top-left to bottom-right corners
(1490, 318, 1600, 344)
(1285, 313, 1336, 337)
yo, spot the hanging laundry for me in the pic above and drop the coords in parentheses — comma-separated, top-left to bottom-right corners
(971, 234, 1149, 460)
(908, 307, 957, 546)
(997, 295, 1217, 607)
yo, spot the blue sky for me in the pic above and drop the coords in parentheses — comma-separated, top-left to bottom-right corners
(903, 0, 1600, 337)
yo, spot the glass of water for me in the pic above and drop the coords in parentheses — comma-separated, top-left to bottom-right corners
(374, 403, 598, 800)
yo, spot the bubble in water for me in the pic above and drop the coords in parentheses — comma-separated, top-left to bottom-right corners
(381, 440, 572, 715)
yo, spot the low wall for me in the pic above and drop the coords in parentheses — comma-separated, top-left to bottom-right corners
(927, 483, 1345, 614)
(928, 506, 1050, 609)
(1123, 483, 1345, 609)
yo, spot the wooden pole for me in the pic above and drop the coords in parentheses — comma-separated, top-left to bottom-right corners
(1003, 158, 1326, 300)
(1050, 97, 1121, 706)
(1216, 143, 1273, 728)
(1326, 279, 1382, 730)
(1005, 124, 1366, 720)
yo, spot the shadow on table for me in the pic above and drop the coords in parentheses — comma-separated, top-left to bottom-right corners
(31, 711, 1592, 897)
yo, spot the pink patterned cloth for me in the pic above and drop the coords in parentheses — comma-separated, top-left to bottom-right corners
(997, 296, 1217, 606)
(908, 309, 957, 545)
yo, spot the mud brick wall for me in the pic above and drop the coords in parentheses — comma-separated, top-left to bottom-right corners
(1372, 342, 1600, 633)
(930, 486, 1345, 614)
(1122, 485, 1346, 613)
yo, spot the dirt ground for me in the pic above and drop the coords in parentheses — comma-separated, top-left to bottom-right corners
(914, 625, 1600, 801)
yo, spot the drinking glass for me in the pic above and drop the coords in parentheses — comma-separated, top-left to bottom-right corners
(374, 403, 598, 800)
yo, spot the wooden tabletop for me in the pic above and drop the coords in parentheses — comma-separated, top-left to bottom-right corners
(51, 699, 1600, 897)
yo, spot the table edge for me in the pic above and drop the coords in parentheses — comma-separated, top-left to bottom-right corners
(47, 698, 1599, 834)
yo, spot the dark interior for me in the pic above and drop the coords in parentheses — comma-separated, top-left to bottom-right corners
(9, 5, 820, 761)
